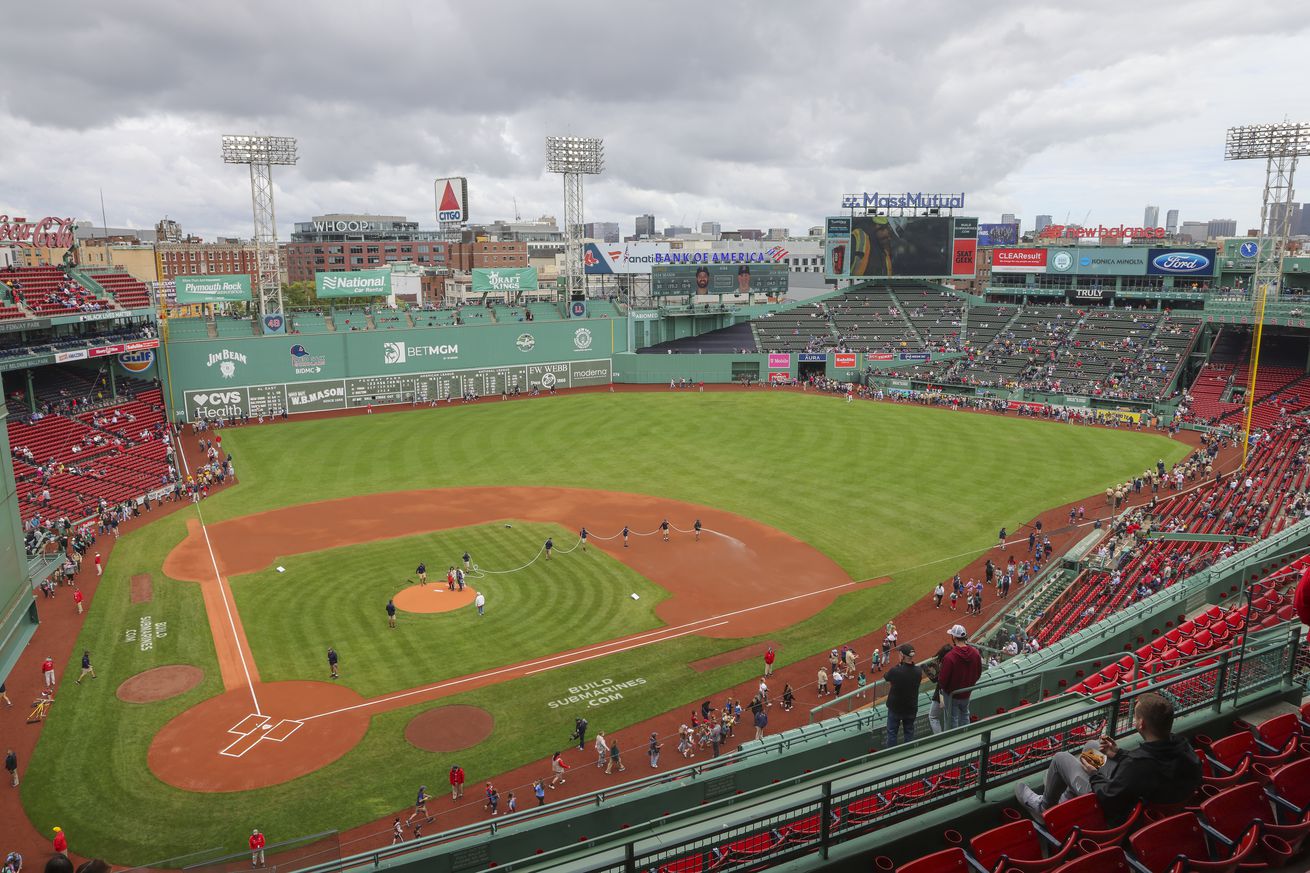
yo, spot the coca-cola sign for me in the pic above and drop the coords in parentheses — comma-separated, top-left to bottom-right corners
(0, 215, 76, 248)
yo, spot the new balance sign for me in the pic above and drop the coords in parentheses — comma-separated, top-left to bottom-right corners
(316, 269, 392, 298)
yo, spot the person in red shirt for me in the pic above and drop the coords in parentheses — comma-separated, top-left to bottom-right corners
(73, 588, 84, 615)
(94, 553, 102, 576)
(763, 645, 776, 677)
(448, 764, 465, 801)
(938, 625, 983, 730)
(249, 829, 265, 867)
(52, 827, 67, 856)
(41, 657, 55, 688)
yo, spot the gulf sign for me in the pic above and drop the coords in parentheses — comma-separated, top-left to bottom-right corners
(833, 353, 857, 369)
(991, 248, 1048, 273)
(767, 353, 791, 369)
(119, 349, 155, 373)
(1146, 248, 1216, 276)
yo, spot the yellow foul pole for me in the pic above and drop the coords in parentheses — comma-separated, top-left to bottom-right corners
(1240, 282, 1271, 468)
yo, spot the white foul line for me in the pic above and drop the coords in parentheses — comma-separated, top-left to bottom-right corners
(297, 578, 861, 723)
(173, 431, 262, 716)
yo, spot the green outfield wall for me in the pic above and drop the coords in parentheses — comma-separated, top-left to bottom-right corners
(161, 317, 627, 421)
(0, 408, 39, 686)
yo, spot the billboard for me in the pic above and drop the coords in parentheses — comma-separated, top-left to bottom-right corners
(434, 177, 469, 223)
(583, 242, 671, 275)
(977, 223, 1019, 247)
(1146, 248, 1217, 277)
(650, 263, 789, 296)
(471, 267, 539, 293)
(1045, 248, 1148, 276)
(847, 216, 957, 278)
(825, 217, 852, 279)
(952, 217, 978, 277)
(175, 274, 252, 304)
(991, 248, 1048, 273)
(315, 269, 392, 299)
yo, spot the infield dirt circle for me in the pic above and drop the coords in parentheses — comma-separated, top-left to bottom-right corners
(116, 665, 205, 703)
(405, 705, 495, 752)
(393, 584, 478, 613)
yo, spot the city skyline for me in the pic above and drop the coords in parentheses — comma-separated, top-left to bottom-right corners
(1, 2, 1306, 243)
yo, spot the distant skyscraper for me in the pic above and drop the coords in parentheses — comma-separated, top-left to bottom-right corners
(1144, 205, 1160, 227)
(1035, 215, 1053, 235)
(1165, 209, 1179, 234)
(1268, 203, 1302, 236)
(766, 228, 789, 241)
(1180, 220, 1209, 242)
(664, 225, 691, 237)
(1207, 218, 1237, 238)
(701, 221, 721, 237)
(1001, 213, 1017, 225)
(635, 214, 656, 238)
(584, 222, 619, 243)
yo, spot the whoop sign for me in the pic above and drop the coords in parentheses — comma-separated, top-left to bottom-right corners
(991, 248, 1048, 273)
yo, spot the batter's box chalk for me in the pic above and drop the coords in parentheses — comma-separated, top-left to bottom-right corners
(229, 713, 270, 735)
(263, 719, 304, 742)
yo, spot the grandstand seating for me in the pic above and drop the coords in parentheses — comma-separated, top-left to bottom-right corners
(752, 303, 835, 352)
(88, 271, 152, 309)
(214, 316, 256, 337)
(827, 288, 925, 352)
(0, 266, 107, 317)
(166, 317, 212, 339)
(289, 311, 331, 334)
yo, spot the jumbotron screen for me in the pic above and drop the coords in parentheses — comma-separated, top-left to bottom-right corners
(827, 216, 977, 279)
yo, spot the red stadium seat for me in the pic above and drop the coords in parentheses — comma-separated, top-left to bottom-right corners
(1041, 793, 1142, 848)
(966, 818, 1078, 872)
(1267, 757, 1310, 821)
(846, 792, 891, 822)
(1050, 845, 1131, 873)
(1129, 812, 1259, 873)
(721, 829, 783, 864)
(890, 846, 977, 873)
(1210, 730, 1296, 772)
(1253, 713, 1301, 754)
(658, 850, 724, 873)
(1200, 782, 1307, 866)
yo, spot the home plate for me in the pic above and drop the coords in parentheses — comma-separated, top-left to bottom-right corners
(261, 724, 272, 731)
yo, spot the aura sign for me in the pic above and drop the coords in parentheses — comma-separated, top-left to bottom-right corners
(0, 216, 76, 248)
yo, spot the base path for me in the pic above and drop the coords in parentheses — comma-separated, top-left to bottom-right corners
(153, 487, 859, 791)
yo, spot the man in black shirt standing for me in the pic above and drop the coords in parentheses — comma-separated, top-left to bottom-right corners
(884, 645, 922, 747)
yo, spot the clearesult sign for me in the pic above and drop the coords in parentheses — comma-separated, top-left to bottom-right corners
(991, 248, 1048, 273)
(315, 269, 392, 299)
(175, 274, 252, 303)
(471, 267, 539, 293)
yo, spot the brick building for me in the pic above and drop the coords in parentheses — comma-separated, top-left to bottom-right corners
(156, 240, 259, 282)
(447, 240, 529, 271)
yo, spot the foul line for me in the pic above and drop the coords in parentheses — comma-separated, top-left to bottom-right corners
(174, 431, 262, 716)
(296, 580, 861, 723)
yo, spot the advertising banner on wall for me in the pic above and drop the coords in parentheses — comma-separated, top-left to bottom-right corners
(315, 269, 392, 299)
(434, 177, 469, 223)
(583, 242, 672, 275)
(1145, 248, 1217, 277)
(833, 353, 857, 368)
(991, 248, 1048, 273)
(175, 274, 252, 303)
(1066, 287, 1117, 305)
(824, 217, 852, 279)
(846, 216, 957, 278)
(952, 217, 978, 277)
(471, 267, 539, 293)
(977, 223, 1020, 247)
(1045, 248, 1149, 276)
(767, 353, 791, 369)
(650, 263, 789, 296)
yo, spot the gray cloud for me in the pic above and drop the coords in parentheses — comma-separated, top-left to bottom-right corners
(1, 1, 1306, 240)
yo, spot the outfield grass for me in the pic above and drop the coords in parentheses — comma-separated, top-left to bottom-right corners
(20, 392, 1194, 863)
(231, 523, 669, 697)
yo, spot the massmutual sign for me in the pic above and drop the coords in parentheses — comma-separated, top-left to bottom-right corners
(840, 191, 966, 210)
(315, 269, 392, 299)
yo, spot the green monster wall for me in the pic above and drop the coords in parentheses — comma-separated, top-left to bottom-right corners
(161, 318, 627, 421)
(0, 408, 39, 684)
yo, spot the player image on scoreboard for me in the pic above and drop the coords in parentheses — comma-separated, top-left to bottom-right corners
(849, 216, 953, 278)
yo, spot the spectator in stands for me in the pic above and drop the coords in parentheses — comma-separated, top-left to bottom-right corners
(937, 625, 982, 729)
(1014, 691, 1202, 824)
(883, 645, 921, 747)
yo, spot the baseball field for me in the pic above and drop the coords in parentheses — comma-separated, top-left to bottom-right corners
(18, 390, 1191, 863)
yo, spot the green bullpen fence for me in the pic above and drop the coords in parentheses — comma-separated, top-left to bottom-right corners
(115, 831, 340, 873)
(259, 520, 1310, 873)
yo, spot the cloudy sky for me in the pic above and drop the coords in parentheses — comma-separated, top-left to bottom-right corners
(1, 1, 1305, 241)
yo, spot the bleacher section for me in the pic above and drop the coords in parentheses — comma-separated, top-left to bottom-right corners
(87, 271, 152, 309)
(827, 288, 924, 352)
(0, 266, 108, 317)
(8, 386, 174, 524)
(752, 303, 835, 352)
(289, 311, 331, 334)
(214, 317, 256, 337)
(166, 317, 211, 339)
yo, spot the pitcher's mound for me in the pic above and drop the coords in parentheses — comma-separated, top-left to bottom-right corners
(118, 665, 204, 703)
(393, 584, 477, 614)
(405, 705, 494, 752)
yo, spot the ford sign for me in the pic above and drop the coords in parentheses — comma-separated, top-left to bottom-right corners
(1147, 249, 1214, 276)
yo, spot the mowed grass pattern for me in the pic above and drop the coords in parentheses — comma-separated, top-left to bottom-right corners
(20, 392, 1196, 862)
(230, 524, 668, 697)
(206, 392, 1191, 583)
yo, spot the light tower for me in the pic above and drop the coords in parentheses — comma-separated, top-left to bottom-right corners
(1224, 121, 1310, 465)
(221, 134, 299, 331)
(546, 136, 604, 302)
